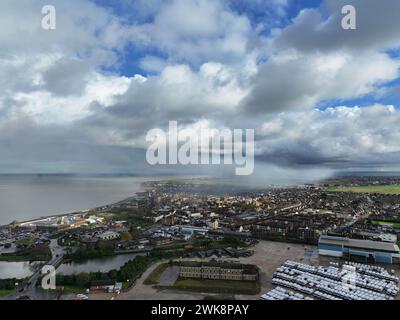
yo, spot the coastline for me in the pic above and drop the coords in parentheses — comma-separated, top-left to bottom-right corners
(0, 175, 208, 227)
(0, 177, 151, 228)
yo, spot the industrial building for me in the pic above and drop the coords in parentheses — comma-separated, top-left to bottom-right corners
(97, 231, 120, 241)
(179, 260, 258, 281)
(318, 235, 400, 264)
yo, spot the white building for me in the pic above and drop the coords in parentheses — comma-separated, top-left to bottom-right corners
(98, 231, 120, 241)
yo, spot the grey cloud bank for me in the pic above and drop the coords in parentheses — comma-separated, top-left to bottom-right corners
(0, 0, 399, 183)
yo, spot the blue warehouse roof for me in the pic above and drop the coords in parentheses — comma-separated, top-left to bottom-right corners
(319, 235, 400, 254)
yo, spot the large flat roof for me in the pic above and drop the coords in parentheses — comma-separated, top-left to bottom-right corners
(180, 261, 242, 269)
(180, 260, 258, 273)
(319, 235, 400, 253)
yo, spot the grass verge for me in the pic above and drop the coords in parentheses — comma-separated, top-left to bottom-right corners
(372, 220, 400, 228)
(0, 289, 12, 297)
(160, 278, 260, 295)
(328, 185, 400, 195)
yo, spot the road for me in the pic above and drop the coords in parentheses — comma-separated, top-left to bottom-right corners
(2, 239, 65, 300)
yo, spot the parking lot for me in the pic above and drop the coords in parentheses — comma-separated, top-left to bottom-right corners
(157, 266, 180, 286)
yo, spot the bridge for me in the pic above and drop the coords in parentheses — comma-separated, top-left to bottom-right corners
(2, 239, 65, 300)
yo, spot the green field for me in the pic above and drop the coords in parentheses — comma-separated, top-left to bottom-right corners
(0, 244, 51, 262)
(372, 220, 400, 228)
(328, 185, 400, 195)
(0, 255, 46, 262)
(171, 278, 260, 295)
(0, 289, 12, 297)
(15, 237, 38, 245)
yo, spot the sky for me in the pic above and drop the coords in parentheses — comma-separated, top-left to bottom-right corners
(1, 0, 400, 182)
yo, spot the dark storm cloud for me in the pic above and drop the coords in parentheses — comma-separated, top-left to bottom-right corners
(42, 59, 93, 96)
(239, 0, 400, 115)
(277, 0, 400, 53)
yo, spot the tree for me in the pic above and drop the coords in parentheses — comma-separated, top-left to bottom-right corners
(76, 273, 90, 288)
(96, 240, 114, 250)
(121, 232, 133, 241)
(108, 270, 118, 280)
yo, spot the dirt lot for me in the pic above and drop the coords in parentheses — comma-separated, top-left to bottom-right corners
(87, 240, 400, 300)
